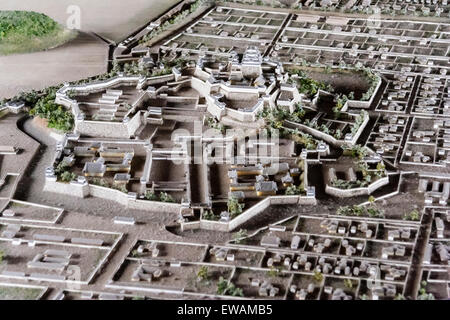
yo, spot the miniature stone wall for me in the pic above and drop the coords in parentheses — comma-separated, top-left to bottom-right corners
(183, 195, 316, 232)
(285, 112, 369, 147)
(347, 77, 382, 109)
(325, 175, 389, 197)
(44, 179, 181, 213)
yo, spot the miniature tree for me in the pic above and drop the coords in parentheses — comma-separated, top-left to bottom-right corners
(404, 209, 420, 221)
(344, 279, 353, 289)
(229, 285, 244, 297)
(130, 249, 140, 258)
(227, 196, 244, 217)
(60, 171, 76, 183)
(216, 277, 229, 295)
(159, 192, 174, 203)
(418, 281, 435, 300)
(232, 229, 248, 244)
(285, 184, 304, 195)
(197, 266, 209, 282)
(313, 270, 324, 283)
(144, 190, 158, 201)
(202, 209, 218, 221)
(267, 266, 281, 277)
(216, 277, 244, 297)
(352, 205, 365, 217)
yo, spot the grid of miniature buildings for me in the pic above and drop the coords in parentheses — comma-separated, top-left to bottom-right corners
(201, 137, 306, 216)
(227, 161, 303, 196)
(419, 209, 449, 299)
(161, 7, 289, 56)
(418, 176, 450, 207)
(375, 73, 417, 113)
(275, 14, 450, 77)
(412, 76, 449, 116)
(105, 208, 420, 300)
(0, 223, 122, 284)
(401, 117, 450, 167)
(241, 214, 416, 300)
(53, 138, 188, 202)
(293, 0, 450, 16)
(360, 0, 450, 16)
(292, 215, 418, 262)
(365, 114, 408, 163)
(108, 239, 293, 299)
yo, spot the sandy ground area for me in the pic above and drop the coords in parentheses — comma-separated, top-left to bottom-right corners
(0, 32, 108, 99)
(0, 113, 40, 180)
(0, 0, 180, 99)
(0, 0, 180, 42)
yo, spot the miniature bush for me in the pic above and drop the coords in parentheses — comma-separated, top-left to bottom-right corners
(130, 249, 140, 258)
(216, 277, 229, 295)
(60, 171, 76, 183)
(0, 11, 76, 55)
(205, 116, 226, 134)
(331, 179, 369, 189)
(344, 279, 353, 289)
(350, 111, 368, 136)
(202, 209, 219, 221)
(418, 281, 435, 300)
(113, 185, 128, 194)
(91, 178, 109, 188)
(333, 94, 348, 114)
(334, 129, 342, 140)
(197, 266, 209, 282)
(367, 206, 384, 218)
(144, 190, 158, 201)
(216, 277, 244, 297)
(267, 266, 281, 277)
(285, 184, 304, 195)
(359, 67, 381, 101)
(227, 196, 245, 217)
(289, 130, 318, 150)
(403, 209, 420, 221)
(29, 88, 74, 132)
(337, 204, 384, 218)
(313, 270, 324, 283)
(232, 229, 248, 244)
(289, 103, 306, 122)
(342, 144, 368, 160)
(288, 69, 332, 98)
(159, 192, 175, 203)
